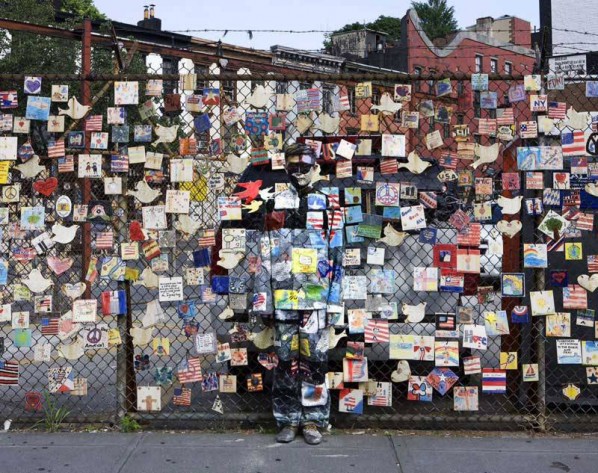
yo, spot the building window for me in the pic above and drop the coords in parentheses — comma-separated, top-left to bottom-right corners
(490, 58, 498, 74)
(457, 80, 464, 96)
(488, 108, 496, 119)
(428, 69, 436, 93)
(474, 90, 481, 118)
(505, 62, 512, 75)
(444, 123, 450, 139)
(222, 80, 236, 103)
(322, 85, 335, 114)
(503, 93, 510, 106)
(457, 113, 464, 125)
(414, 66, 423, 92)
(194, 65, 208, 91)
(348, 87, 356, 115)
(299, 82, 311, 90)
(162, 58, 178, 94)
(475, 55, 483, 73)
(371, 89, 380, 115)
(275, 82, 288, 94)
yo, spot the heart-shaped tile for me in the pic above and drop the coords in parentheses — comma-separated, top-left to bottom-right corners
(257, 352, 279, 370)
(62, 282, 87, 299)
(496, 220, 522, 238)
(25, 78, 41, 93)
(33, 177, 58, 197)
(47, 256, 74, 275)
(578, 274, 598, 292)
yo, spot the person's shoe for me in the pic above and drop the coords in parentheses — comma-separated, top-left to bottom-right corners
(275, 425, 298, 443)
(302, 423, 322, 445)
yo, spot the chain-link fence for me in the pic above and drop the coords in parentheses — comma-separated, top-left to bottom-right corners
(1, 19, 598, 432)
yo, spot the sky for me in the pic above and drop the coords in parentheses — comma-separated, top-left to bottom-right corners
(93, 0, 540, 52)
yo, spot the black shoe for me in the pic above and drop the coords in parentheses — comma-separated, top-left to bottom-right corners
(302, 423, 322, 445)
(275, 425, 298, 443)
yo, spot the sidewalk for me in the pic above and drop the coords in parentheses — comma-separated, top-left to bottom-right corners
(0, 430, 596, 473)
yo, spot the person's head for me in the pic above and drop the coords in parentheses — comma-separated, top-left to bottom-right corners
(283, 142, 318, 190)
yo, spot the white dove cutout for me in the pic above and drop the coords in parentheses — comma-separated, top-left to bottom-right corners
(315, 113, 340, 133)
(497, 195, 523, 215)
(58, 336, 85, 360)
(51, 223, 79, 244)
(585, 183, 598, 197)
(218, 306, 235, 321)
(398, 150, 431, 174)
(258, 187, 276, 201)
(175, 215, 201, 238)
(58, 97, 91, 119)
(130, 326, 154, 347)
(244, 85, 271, 109)
(377, 223, 408, 247)
(225, 154, 249, 175)
(152, 124, 178, 147)
(15, 155, 45, 178)
(402, 302, 427, 323)
(371, 92, 403, 115)
(496, 220, 522, 238)
(22, 268, 53, 293)
(327, 327, 347, 350)
(62, 282, 87, 300)
(560, 107, 590, 131)
(126, 180, 161, 204)
(217, 251, 244, 270)
(133, 267, 160, 289)
(391, 360, 411, 383)
(471, 143, 500, 169)
(578, 274, 598, 292)
(252, 326, 275, 349)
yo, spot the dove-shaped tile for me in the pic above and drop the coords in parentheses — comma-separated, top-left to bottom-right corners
(22, 268, 53, 293)
(58, 336, 85, 360)
(315, 113, 340, 133)
(225, 154, 249, 175)
(403, 302, 427, 323)
(217, 251, 244, 270)
(471, 143, 500, 169)
(371, 92, 403, 115)
(152, 124, 178, 147)
(244, 85, 271, 109)
(126, 180, 161, 204)
(51, 223, 79, 244)
(130, 326, 155, 346)
(175, 215, 201, 238)
(15, 155, 45, 179)
(133, 267, 160, 289)
(58, 97, 91, 119)
(398, 151, 431, 174)
(252, 326, 275, 349)
(377, 223, 408, 247)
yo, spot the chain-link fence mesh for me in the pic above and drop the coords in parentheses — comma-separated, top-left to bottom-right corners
(1, 21, 598, 431)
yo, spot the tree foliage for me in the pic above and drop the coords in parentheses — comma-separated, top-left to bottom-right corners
(323, 15, 402, 51)
(0, 0, 79, 76)
(59, 0, 106, 20)
(411, 0, 458, 41)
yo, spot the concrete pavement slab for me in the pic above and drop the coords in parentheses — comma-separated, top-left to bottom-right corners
(391, 435, 598, 473)
(123, 433, 400, 473)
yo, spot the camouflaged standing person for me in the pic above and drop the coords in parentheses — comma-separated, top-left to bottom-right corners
(251, 143, 344, 445)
